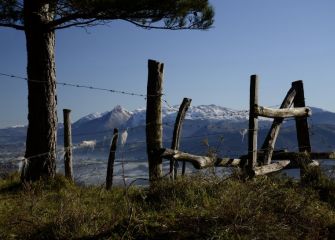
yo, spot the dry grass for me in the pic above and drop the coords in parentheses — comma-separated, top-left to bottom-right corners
(1, 170, 335, 239)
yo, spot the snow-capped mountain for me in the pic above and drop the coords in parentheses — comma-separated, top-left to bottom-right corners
(73, 112, 108, 126)
(73, 105, 132, 132)
(66, 105, 335, 153)
(126, 104, 250, 128)
(186, 105, 249, 121)
(2, 105, 335, 156)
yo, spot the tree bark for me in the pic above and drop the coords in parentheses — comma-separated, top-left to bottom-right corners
(22, 2, 57, 181)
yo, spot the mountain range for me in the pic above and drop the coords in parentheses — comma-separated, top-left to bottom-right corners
(1, 104, 335, 161)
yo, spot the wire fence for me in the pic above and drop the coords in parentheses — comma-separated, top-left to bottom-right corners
(1, 71, 335, 186)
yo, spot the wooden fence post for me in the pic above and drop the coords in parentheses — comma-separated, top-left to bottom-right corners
(292, 80, 312, 176)
(261, 87, 296, 165)
(63, 109, 73, 181)
(292, 80, 311, 152)
(247, 75, 259, 177)
(146, 59, 164, 182)
(106, 128, 118, 190)
(170, 98, 192, 179)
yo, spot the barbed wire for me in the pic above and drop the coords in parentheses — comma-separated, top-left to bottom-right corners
(0, 71, 183, 116)
(0, 72, 158, 98)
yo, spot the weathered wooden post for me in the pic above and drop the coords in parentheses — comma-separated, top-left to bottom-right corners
(292, 80, 312, 176)
(63, 109, 73, 181)
(106, 128, 118, 190)
(170, 98, 192, 179)
(292, 80, 311, 152)
(146, 59, 164, 182)
(261, 87, 296, 165)
(247, 75, 259, 177)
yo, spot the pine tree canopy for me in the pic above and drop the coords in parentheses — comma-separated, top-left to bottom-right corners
(0, 0, 214, 30)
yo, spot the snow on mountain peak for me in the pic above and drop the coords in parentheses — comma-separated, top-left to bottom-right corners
(73, 105, 131, 129)
(125, 104, 249, 127)
(112, 105, 125, 113)
(185, 105, 249, 121)
(102, 105, 132, 128)
(73, 112, 107, 126)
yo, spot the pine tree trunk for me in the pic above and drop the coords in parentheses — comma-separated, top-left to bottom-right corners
(22, 2, 57, 181)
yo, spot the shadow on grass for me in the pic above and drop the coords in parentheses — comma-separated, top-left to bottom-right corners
(0, 173, 22, 194)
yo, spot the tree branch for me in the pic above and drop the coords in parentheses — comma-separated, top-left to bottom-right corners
(48, 13, 84, 29)
(0, 23, 24, 30)
(124, 19, 209, 30)
(54, 19, 100, 30)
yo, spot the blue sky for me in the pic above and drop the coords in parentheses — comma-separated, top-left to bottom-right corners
(0, 0, 335, 128)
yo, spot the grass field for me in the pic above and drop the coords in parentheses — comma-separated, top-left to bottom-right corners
(1, 169, 335, 239)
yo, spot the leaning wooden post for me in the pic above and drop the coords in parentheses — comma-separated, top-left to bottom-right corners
(261, 87, 296, 165)
(106, 128, 118, 190)
(292, 80, 312, 176)
(247, 75, 259, 177)
(63, 109, 73, 181)
(146, 59, 164, 182)
(170, 98, 192, 179)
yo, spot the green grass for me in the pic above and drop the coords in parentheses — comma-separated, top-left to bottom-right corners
(1, 171, 335, 239)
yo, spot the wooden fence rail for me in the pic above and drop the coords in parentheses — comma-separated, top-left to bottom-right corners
(255, 106, 311, 118)
(159, 148, 328, 174)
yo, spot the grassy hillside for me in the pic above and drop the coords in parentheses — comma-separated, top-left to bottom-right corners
(1, 171, 335, 239)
